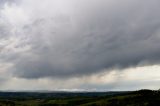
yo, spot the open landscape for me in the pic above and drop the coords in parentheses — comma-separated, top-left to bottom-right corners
(0, 0, 160, 106)
(0, 89, 159, 106)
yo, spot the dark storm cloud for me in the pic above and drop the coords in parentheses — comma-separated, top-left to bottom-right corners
(1, 0, 160, 79)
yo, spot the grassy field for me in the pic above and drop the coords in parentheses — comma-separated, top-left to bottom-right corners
(0, 89, 159, 106)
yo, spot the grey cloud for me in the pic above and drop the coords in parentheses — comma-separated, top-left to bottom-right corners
(0, 0, 17, 6)
(1, 0, 160, 79)
(0, 18, 12, 39)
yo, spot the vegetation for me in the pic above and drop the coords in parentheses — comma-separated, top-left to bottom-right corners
(0, 89, 159, 106)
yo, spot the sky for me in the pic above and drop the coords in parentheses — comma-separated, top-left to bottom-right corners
(0, 0, 160, 91)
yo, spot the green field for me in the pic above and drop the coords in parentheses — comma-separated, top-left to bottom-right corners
(0, 89, 159, 106)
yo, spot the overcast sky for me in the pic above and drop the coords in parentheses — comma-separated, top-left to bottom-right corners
(0, 0, 160, 91)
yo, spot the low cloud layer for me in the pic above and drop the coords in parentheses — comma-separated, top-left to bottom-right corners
(1, 65, 160, 91)
(0, 0, 160, 79)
